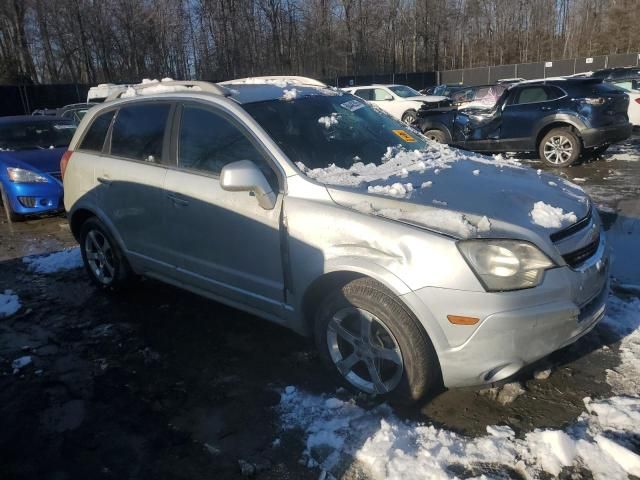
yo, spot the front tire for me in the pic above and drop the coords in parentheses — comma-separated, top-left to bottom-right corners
(423, 129, 446, 144)
(314, 277, 440, 404)
(79, 217, 132, 289)
(401, 109, 417, 125)
(539, 128, 581, 167)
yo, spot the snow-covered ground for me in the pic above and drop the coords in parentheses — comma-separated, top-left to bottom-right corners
(277, 294, 640, 479)
(23, 248, 83, 274)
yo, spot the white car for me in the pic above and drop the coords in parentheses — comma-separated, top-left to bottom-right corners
(611, 80, 640, 126)
(342, 84, 447, 124)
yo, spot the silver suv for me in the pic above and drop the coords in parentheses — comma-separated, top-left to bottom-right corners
(62, 78, 609, 403)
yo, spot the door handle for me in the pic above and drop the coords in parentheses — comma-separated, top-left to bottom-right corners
(167, 193, 189, 207)
(97, 176, 112, 185)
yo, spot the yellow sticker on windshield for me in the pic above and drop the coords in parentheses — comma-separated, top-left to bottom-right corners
(392, 130, 416, 142)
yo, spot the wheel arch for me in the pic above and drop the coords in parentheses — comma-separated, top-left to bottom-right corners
(534, 117, 585, 151)
(419, 121, 453, 142)
(68, 206, 128, 258)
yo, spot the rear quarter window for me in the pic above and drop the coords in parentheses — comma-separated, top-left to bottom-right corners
(110, 103, 171, 163)
(78, 110, 114, 152)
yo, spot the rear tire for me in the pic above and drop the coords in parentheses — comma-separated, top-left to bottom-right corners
(401, 109, 417, 125)
(79, 217, 132, 290)
(539, 128, 581, 167)
(314, 277, 440, 404)
(423, 129, 446, 144)
(0, 186, 22, 222)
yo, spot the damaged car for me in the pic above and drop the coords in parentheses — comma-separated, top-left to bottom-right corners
(416, 77, 632, 167)
(63, 77, 609, 403)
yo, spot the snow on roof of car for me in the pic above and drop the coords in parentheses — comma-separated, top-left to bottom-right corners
(225, 83, 343, 104)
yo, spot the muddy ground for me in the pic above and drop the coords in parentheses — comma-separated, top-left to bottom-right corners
(0, 134, 639, 479)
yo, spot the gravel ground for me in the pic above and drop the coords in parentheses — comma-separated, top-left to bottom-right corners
(0, 133, 638, 479)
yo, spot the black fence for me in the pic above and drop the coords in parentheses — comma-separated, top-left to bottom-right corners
(335, 52, 640, 89)
(0, 84, 89, 116)
(1, 52, 638, 116)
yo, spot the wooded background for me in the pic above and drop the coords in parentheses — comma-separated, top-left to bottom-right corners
(1, 0, 639, 85)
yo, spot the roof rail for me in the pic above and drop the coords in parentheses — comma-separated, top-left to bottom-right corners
(104, 80, 230, 101)
(219, 76, 327, 87)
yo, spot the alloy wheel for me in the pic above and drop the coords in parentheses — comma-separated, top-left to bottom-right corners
(543, 135, 574, 165)
(84, 229, 116, 285)
(326, 307, 404, 394)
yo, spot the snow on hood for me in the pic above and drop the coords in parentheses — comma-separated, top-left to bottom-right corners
(299, 144, 589, 239)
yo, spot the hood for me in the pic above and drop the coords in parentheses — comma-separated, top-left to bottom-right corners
(0, 147, 66, 174)
(306, 146, 589, 241)
(406, 95, 448, 103)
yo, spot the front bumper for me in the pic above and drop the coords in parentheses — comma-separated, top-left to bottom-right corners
(405, 233, 610, 388)
(581, 122, 632, 148)
(3, 180, 63, 216)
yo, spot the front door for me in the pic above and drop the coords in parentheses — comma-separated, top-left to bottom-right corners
(163, 102, 285, 315)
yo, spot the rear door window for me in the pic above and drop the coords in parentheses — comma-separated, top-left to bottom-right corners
(110, 103, 171, 163)
(78, 110, 114, 152)
(512, 86, 550, 105)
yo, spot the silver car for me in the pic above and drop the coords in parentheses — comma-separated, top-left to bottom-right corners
(62, 78, 609, 404)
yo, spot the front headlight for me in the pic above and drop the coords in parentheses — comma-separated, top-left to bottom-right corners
(457, 239, 555, 292)
(7, 167, 48, 183)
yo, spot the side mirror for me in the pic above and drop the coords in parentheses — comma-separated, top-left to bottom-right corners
(220, 160, 277, 210)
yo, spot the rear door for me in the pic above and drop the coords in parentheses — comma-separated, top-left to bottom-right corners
(163, 101, 285, 315)
(96, 101, 174, 270)
(499, 85, 566, 150)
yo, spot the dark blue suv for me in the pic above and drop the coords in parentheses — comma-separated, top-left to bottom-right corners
(416, 77, 632, 167)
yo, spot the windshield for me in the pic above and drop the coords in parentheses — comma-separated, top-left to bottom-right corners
(0, 119, 76, 151)
(388, 85, 420, 98)
(243, 93, 429, 171)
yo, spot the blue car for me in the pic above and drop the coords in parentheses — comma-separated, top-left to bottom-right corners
(0, 116, 76, 221)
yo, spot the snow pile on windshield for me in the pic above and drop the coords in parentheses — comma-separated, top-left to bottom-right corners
(121, 78, 202, 98)
(298, 144, 520, 191)
(298, 145, 457, 188)
(529, 201, 577, 229)
(23, 248, 83, 274)
(318, 113, 339, 128)
(282, 88, 298, 101)
(0, 290, 20, 318)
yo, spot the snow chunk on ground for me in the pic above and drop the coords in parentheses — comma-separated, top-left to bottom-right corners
(23, 248, 83, 274)
(318, 113, 339, 128)
(12, 355, 32, 373)
(530, 201, 577, 229)
(0, 290, 20, 318)
(278, 388, 639, 479)
(602, 296, 640, 395)
(420, 181, 432, 188)
(281, 88, 298, 101)
(472, 169, 480, 175)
